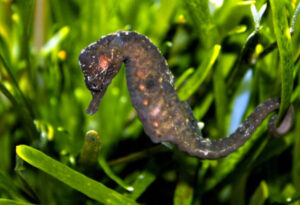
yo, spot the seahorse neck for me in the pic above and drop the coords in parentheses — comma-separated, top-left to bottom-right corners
(117, 32, 163, 68)
(117, 31, 174, 95)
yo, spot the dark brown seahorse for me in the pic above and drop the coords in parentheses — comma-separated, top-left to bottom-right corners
(78, 31, 294, 159)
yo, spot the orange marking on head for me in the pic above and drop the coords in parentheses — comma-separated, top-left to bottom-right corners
(153, 121, 159, 127)
(98, 56, 111, 70)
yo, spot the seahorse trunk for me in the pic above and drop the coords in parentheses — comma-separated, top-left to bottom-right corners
(79, 31, 293, 159)
(119, 32, 280, 159)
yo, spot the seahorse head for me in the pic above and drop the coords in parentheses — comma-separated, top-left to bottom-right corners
(79, 37, 123, 115)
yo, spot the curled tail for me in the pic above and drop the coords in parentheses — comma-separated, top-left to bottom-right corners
(173, 98, 294, 159)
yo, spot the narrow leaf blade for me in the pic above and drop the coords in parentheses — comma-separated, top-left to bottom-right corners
(16, 145, 138, 205)
(270, 0, 294, 119)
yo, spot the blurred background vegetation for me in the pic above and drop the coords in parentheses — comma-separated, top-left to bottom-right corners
(0, 0, 300, 204)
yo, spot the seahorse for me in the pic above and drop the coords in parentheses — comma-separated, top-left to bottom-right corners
(78, 31, 294, 159)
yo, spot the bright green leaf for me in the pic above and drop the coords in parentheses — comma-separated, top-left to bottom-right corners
(249, 181, 268, 205)
(270, 0, 294, 120)
(174, 68, 194, 89)
(99, 157, 134, 192)
(178, 44, 221, 101)
(40, 26, 70, 56)
(16, 145, 138, 205)
(128, 170, 156, 200)
(0, 199, 35, 205)
(173, 181, 194, 205)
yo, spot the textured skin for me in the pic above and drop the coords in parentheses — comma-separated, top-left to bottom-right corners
(79, 31, 293, 159)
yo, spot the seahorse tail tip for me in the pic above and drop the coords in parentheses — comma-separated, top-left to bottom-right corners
(268, 105, 294, 137)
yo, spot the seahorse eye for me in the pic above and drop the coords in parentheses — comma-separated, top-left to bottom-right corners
(89, 81, 100, 91)
(92, 82, 98, 88)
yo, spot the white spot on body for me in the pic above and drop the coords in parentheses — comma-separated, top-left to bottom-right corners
(218, 148, 227, 154)
(111, 51, 114, 59)
(79, 62, 85, 67)
(195, 148, 210, 156)
(151, 106, 161, 117)
(204, 138, 212, 145)
(197, 122, 205, 129)
(100, 69, 107, 74)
